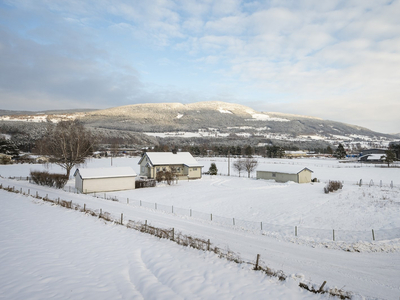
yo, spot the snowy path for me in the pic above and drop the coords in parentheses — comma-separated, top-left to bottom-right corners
(1, 177, 399, 299)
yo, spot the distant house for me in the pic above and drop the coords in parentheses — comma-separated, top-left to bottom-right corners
(285, 151, 308, 158)
(256, 167, 313, 183)
(138, 152, 203, 179)
(358, 154, 385, 163)
(74, 167, 136, 194)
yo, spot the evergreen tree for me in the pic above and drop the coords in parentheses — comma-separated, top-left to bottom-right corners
(334, 143, 346, 159)
(0, 139, 19, 158)
(208, 163, 218, 175)
(244, 145, 253, 157)
(382, 150, 396, 167)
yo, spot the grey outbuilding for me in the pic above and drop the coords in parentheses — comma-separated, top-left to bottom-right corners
(74, 167, 137, 194)
(256, 166, 313, 183)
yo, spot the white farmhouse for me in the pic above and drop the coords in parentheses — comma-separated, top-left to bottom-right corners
(257, 166, 313, 183)
(138, 152, 203, 179)
(74, 167, 137, 194)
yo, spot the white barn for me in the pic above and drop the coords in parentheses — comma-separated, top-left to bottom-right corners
(74, 167, 137, 194)
(256, 166, 313, 183)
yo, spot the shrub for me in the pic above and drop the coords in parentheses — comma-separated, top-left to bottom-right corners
(30, 171, 69, 189)
(164, 171, 173, 185)
(324, 180, 343, 194)
(208, 163, 218, 175)
(156, 171, 164, 183)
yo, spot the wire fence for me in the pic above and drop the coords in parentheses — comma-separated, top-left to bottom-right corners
(75, 187, 400, 243)
(6, 176, 400, 243)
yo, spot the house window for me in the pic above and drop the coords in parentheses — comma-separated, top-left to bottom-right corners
(141, 166, 145, 172)
(193, 168, 197, 171)
(156, 167, 160, 172)
(272, 173, 276, 177)
(162, 167, 166, 171)
(177, 167, 181, 172)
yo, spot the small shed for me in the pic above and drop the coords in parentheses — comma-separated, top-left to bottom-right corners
(74, 167, 136, 194)
(257, 167, 313, 183)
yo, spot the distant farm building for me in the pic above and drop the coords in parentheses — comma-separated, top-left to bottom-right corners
(138, 152, 203, 179)
(358, 154, 386, 163)
(257, 167, 313, 183)
(285, 151, 308, 158)
(74, 167, 137, 194)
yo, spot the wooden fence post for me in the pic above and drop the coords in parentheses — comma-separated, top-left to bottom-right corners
(255, 254, 260, 270)
(155, 203, 157, 210)
(190, 209, 192, 217)
(333, 229, 335, 241)
(260, 222, 263, 230)
(372, 229, 375, 241)
(318, 281, 327, 292)
(233, 218, 235, 226)
(127, 198, 129, 204)
(295, 226, 298, 237)
(171, 228, 174, 241)
(140, 200, 142, 206)
(121, 213, 123, 225)
(172, 206, 174, 214)
(100, 209, 102, 218)
(145, 220, 147, 232)
(207, 239, 210, 251)
(210, 213, 212, 221)
(84, 204, 86, 212)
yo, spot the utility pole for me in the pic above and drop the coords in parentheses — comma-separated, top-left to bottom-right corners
(228, 151, 230, 176)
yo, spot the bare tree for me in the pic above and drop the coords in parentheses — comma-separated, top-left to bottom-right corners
(232, 158, 244, 177)
(35, 120, 95, 178)
(244, 157, 258, 178)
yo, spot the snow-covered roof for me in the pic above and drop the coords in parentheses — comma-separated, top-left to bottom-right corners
(257, 166, 313, 175)
(359, 154, 385, 161)
(74, 167, 137, 179)
(139, 152, 203, 168)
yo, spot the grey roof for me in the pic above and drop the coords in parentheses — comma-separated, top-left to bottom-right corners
(74, 167, 137, 179)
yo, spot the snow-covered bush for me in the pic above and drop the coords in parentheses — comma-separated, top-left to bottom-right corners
(324, 180, 343, 194)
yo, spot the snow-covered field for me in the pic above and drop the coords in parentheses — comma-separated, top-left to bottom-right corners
(1, 191, 323, 300)
(1, 156, 400, 299)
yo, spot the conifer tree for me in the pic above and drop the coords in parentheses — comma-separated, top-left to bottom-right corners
(208, 163, 218, 175)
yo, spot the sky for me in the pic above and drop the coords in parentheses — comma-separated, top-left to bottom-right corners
(0, 0, 399, 134)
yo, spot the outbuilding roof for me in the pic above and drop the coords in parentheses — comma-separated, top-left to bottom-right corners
(139, 152, 203, 168)
(257, 166, 313, 175)
(74, 167, 137, 179)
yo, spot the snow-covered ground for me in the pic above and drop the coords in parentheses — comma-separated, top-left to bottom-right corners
(1, 191, 324, 300)
(1, 156, 400, 298)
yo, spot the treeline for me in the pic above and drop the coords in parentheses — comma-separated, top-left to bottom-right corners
(149, 144, 335, 158)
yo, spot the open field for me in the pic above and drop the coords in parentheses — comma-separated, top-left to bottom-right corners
(1, 156, 400, 299)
